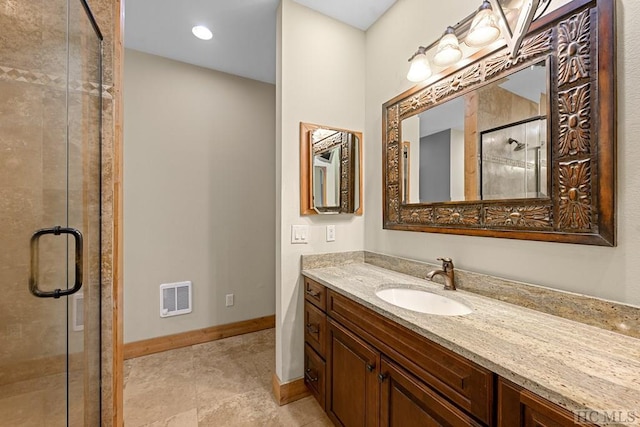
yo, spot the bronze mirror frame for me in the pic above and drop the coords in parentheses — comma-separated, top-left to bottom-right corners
(382, 0, 615, 246)
(300, 122, 364, 215)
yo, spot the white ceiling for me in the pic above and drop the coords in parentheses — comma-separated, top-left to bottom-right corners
(293, 0, 397, 31)
(124, 0, 397, 84)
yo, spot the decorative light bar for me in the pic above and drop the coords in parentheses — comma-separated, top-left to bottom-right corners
(406, 0, 551, 83)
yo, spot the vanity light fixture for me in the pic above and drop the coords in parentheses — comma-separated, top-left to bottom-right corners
(465, 1, 501, 47)
(406, 47, 432, 82)
(405, 0, 552, 82)
(433, 27, 463, 67)
(192, 25, 213, 41)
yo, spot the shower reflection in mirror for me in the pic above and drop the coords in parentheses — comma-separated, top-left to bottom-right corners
(400, 60, 548, 204)
(480, 117, 548, 200)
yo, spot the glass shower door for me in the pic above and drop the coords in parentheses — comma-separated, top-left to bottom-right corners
(0, 0, 102, 425)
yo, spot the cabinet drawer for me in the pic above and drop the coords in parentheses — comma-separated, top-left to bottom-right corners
(304, 276, 327, 311)
(304, 344, 326, 410)
(328, 289, 494, 425)
(304, 301, 327, 357)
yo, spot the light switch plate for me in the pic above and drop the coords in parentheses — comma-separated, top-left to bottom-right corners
(291, 225, 309, 244)
(326, 225, 336, 242)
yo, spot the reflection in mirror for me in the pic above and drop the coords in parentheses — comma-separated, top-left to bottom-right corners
(300, 122, 363, 215)
(312, 129, 342, 211)
(481, 116, 547, 199)
(401, 60, 548, 204)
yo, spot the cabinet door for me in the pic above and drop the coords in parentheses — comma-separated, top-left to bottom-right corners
(498, 378, 596, 427)
(380, 358, 482, 427)
(327, 319, 380, 427)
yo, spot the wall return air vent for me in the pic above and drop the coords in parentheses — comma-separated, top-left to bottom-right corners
(160, 281, 192, 318)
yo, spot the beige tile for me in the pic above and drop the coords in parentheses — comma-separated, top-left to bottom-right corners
(124, 329, 295, 427)
(197, 388, 281, 427)
(244, 328, 276, 353)
(194, 353, 262, 406)
(0, 1, 44, 72)
(192, 334, 247, 358)
(301, 418, 335, 427)
(277, 396, 330, 427)
(251, 348, 275, 391)
(124, 376, 197, 427)
(126, 346, 194, 385)
(124, 347, 196, 427)
(0, 389, 46, 427)
(141, 408, 199, 427)
(43, 371, 86, 426)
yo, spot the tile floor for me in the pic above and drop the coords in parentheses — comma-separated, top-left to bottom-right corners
(124, 328, 333, 427)
(0, 370, 85, 426)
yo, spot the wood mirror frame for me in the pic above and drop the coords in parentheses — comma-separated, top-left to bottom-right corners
(382, 0, 615, 246)
(301, 122, 364, 215)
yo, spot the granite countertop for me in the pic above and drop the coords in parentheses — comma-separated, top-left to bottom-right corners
(302, 262, 640, 425)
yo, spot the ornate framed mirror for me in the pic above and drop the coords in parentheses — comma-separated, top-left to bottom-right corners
(300, 122, 363, 215)
(383, 0, 615, 246)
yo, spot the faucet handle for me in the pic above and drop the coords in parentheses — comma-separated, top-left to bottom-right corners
(437, 257, 454, 271)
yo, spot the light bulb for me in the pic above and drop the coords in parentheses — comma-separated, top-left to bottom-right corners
(192, 25, 213, 41)
(407, 52, 432, 82)
(466, 1, 501, 47)
(433, 27, 463, 67)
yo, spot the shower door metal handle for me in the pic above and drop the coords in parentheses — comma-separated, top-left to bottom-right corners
(29, 226, 83, 298)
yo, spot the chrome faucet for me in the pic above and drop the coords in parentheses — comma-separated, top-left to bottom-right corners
(426, 257, 456, 290)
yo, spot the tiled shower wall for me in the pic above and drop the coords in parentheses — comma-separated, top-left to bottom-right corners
(0, 0, 119, 424)
(86, 0, 119, 424)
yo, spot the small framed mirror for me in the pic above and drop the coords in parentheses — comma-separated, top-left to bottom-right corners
(300, 122, 363, 215)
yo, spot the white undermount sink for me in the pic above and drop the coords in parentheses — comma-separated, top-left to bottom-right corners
(375, 287, 473, 316)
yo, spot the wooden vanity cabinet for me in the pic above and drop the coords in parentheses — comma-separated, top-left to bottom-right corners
(302, 276, 592, 427)
(497, 378, 597, 427)
(327, 289, 494, 426)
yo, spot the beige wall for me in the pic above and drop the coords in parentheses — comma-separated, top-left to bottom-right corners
(276, 0, 366, 383)
(365, 0, 640, 306)
(123, 49, 276, 343)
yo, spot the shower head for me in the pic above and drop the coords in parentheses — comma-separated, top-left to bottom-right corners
(508, 138, 526, 151)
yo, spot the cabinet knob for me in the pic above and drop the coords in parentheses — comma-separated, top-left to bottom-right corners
(378, 373, 388, 382)
(305, 370, 318, 382)
(306, 289, 321, 298)
(366, 363, 375, 372)
(306, 323, 319, 334)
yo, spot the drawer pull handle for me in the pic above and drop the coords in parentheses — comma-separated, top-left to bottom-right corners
(306, 289, 321, 298)
(306, 323, 319, 334)
(366, 363, 375, 372)
(378, 373, 388, 382)
(305, 369, 318, 382)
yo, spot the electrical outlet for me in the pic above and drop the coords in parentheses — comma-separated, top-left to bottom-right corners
(225, 293, 234, 307)
(326, 225, 336, 242)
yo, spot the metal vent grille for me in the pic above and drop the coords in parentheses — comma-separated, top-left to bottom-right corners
(160, 281, 192, 318)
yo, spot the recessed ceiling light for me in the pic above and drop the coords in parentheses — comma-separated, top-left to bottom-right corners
(192, 25, 213, 41)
